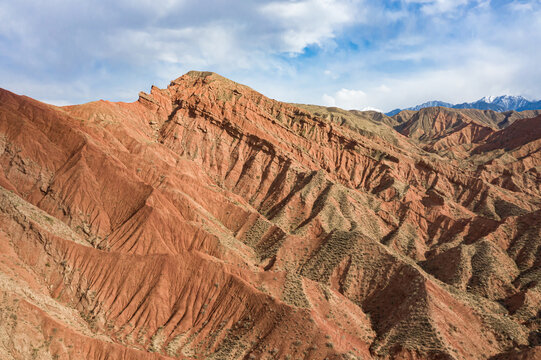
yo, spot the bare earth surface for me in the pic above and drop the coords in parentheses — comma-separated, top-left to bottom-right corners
(0, 71, 539, 359)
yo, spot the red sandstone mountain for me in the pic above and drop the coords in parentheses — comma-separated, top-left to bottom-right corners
(0, 71, 539, 360)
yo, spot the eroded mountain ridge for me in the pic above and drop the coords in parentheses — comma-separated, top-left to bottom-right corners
(0, 71, 539, 359)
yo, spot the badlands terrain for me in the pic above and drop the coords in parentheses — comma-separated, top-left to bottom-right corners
(0, 71, 540, 359)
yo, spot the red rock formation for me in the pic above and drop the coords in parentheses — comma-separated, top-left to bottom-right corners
(0, 71, 539, 359)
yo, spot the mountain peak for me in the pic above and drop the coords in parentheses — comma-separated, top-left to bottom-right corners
(171, 70, 226, 84)
(184, 70, 224, 80)
(481, 95, 497, 103)
(480, 95, 527, 103)
(168, 71, 251, 95)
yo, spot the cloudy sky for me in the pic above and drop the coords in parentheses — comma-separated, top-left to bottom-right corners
(1, 0, 540, 111)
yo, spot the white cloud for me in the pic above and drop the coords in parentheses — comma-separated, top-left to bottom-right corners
(376, 84, 391, 93)
(404, 0, 471, 14)
(508, 0, 541, 12)
(107, 24, 247, 68)
(323, 88, 368, 109)
(0, 0, 540, 111)
(322, 94, 337, 106)
(260, 0, 360, 53)
(0, 0, 366, 104)
(366, 44, 536, 110)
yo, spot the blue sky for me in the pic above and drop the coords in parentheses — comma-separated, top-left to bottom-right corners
(1, 0, 540, 111)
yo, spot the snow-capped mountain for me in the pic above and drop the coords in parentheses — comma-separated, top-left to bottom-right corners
(453, 95, 531, 112)
(386, 95, 541, 116)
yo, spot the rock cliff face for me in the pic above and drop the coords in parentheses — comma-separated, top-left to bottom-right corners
(0, 71, 539, 360)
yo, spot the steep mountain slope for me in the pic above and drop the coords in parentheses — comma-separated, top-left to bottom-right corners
(0, 71, 540, 360)
(391, 107, 541, 160)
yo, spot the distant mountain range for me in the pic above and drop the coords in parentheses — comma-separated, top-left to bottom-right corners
(386, 95, 541, 116)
